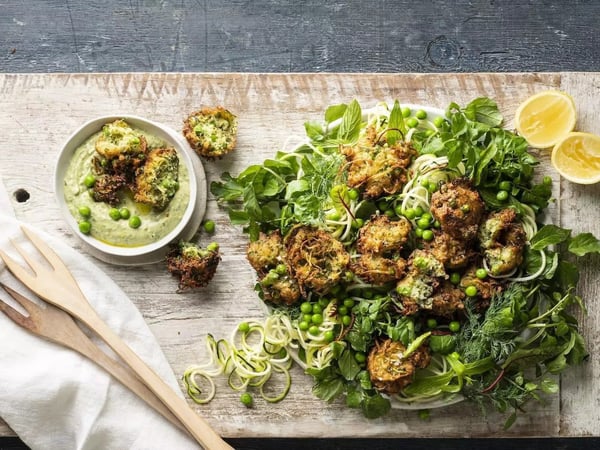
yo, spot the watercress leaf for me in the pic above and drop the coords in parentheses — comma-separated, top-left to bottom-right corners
(361, 393, 391, 419)
(312, 374, 345, 402)
(228, 209, 249, 225)
(553, 260, 580, 289)
(210, 173, 244, 201)
(262, 176, 284, 197)
(338, 99, 362, 143)
(243, 183, 261, 219)
(568, 232, 600, 256)
(503, 412, 517, 430)
(545, 353, 567, 374)
(345, 389, 362, 408)
(530, 225, 572, 251)
(541, 378, 560, 394)
(338, 349, 361, 381)
(466, 97, 503, 127)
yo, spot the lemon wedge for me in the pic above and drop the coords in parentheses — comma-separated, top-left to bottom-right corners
(514, 90, 577, 148)
(551, 132, 600, 184)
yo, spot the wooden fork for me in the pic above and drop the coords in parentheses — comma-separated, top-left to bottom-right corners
(0, 226, 232, 450)
(0, 283, 186, 433)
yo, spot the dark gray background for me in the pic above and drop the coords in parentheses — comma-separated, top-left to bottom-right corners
(1, 0, 599, 449)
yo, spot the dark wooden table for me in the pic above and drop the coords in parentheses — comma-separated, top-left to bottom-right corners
(1, 1, 600, 449)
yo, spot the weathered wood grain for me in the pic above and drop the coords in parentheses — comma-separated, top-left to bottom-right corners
(0, 73, 598, 441)
(1, 1, 600, 73)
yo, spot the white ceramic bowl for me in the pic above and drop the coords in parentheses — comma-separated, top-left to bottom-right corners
(55, 115, 207, 265)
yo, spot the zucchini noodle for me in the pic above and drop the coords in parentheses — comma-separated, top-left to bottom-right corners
(183, 313, 295, 404)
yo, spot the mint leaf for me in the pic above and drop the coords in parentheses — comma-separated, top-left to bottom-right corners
(530, 225, 572, 251)
(338, 99, 362, 143)
(568, 232, 600, 256)
(324, 103, 347, 123)
(386, 100, 405, 145)
(465, 97, 503, 127)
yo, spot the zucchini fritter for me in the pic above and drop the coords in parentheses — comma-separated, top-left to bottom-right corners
(367, 338, 431, 394)
(341, 127, 416, 199)
(356, 215, 411, 256)
(166, 241, 221, 291)
(430, 178, 485, 241)
(134, 147, 180, 210)
(183, 106, 238, 159)
(478, 208, 526, 276)
(284, 225, 350, 296)
(350, 253, 406, 285)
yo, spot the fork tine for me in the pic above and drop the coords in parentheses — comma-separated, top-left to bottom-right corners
(0, 285, 34, 329)
(20, 226, 66, 273)
(0, 248, 36, 285)
(0, 282, 41, 317)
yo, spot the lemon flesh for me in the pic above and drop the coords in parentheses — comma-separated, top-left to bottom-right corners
(515, 91, 576, 148)
(551, 132, 600, 184)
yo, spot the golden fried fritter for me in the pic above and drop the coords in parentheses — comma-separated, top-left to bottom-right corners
(430, 178, 485, 241)
(183, 106, 238, 159)
(460, 265, 503, 301)
(90, 173, 127, 205)
(95, 119, 147, 160)
(478, 208, 527, 276)
(284, 225, 350, 296)
(367, 338, 431, 394)
(356, 215, 411, 256)
(430, 281, 466, 318)
(166, 241, 221, 292)
(134, 147, 180, 210)
(246, 231, 286, 278)
(260, 277, 302, 306)
(427, 232, 475, 270)
(350, 254, 406, 285)
(341, 128, 416, 199)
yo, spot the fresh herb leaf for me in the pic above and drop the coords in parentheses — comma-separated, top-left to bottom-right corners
(530, 225, 572, 251)
(338, 99, 362, 143)
(568, 232, 600, 256)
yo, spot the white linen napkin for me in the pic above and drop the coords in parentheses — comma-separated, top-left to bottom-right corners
(0, 178, 200, 449)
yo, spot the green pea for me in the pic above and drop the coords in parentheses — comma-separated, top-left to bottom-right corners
(433, 220, 441, 228)
(338, 305, 348, 316)
(203, 220, 216, 233)
(450, 272, 461, 285)
(498, 181, 512, 191)
(354, 352, 367, 363)
(427, 182, 438, 194)
(401, 107, 411, 118)
(377, 200, 389, 211)
(312, 313, 324, 325)
(384, 208, 395, 218)
(406, 117, 419, 128)
(342, 315, 352, 326)
(238, 322, 250, 333)
(343, 298, 355, 308)
(465, 285, 478, 297)
(299, 321, 309, 331)
(119, 207, 130, 220)
(302, 314, 312, 324)
(275, 264, 287, 275)
(394, 204, 404, 216)
(348, 188, 360, 200)
(421, 212, 432, 221)
(417, 217, 431, 229)
(543, 175, 553, 186)
(308, 325, 320, 335)
(324, 330, 335, 342)
(476, 268, 488, 279)
(414, 206, 424, 217)
(128, 215, 141, 228)
(312, 304, 323, 314)
(496, 190, 509, 202)
(416, 109, 427, 120)
(352, 218, 364, 229)
(414, 227, 423, 238)
(206, 242, 219, 252)
(83, 174, 96, 188)
(449, 321, 461, 332)
(403, 208, 417, 220)
(78, 220, 91, 234)
(78, 206, 91, 218)
(426, 318, 438, 329)
(460, 204, 471, 213)
(420, 178, 430, 188)
(318, 297, 330, 307)
(422, 229, 434, 241)
(109, 208, 121, 221)
(433, 116, 446, 128)
(240, 392, 253, 407)
(300, 302, 313, 314)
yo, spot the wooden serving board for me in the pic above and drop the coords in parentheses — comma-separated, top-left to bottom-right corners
(0, 72, 599, 438)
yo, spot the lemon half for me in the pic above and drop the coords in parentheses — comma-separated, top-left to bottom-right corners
(515, 90, 577, 148)
(551, 132, 600, 184)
